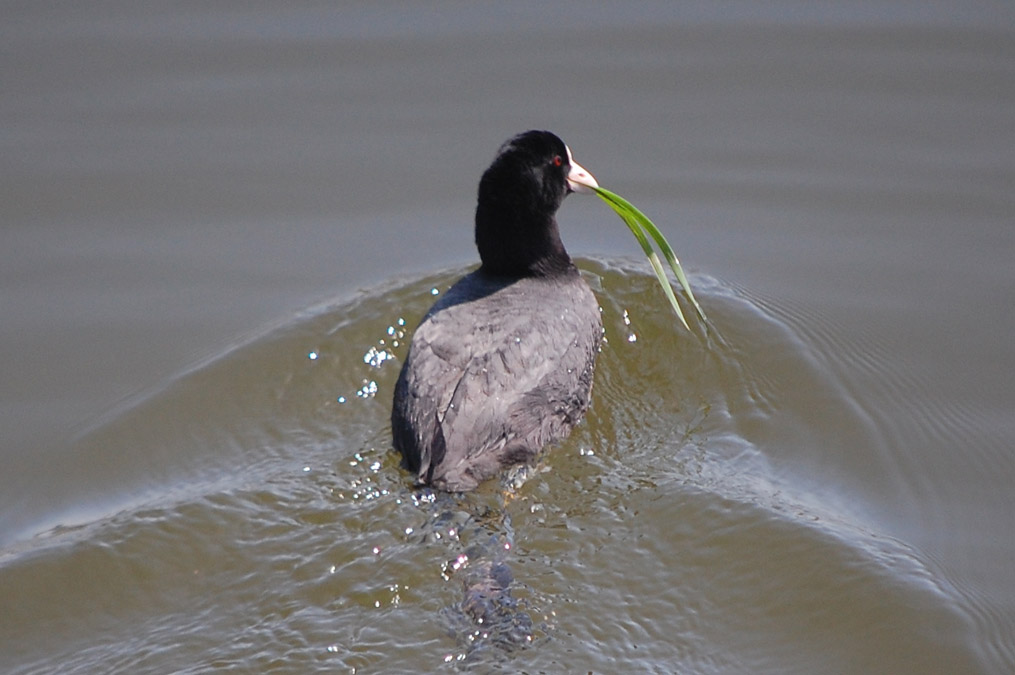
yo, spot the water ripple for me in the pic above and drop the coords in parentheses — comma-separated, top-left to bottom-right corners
(0, 258, 998, 673)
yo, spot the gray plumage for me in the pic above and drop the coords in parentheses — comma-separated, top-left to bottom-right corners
(392, 270, 601, 490)
(391, 130, 602, 491)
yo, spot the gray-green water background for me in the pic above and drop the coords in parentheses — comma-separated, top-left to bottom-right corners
(2, 3, 1013, 672)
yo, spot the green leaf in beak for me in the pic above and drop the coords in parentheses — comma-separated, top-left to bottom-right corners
(590, 185, 706, 330)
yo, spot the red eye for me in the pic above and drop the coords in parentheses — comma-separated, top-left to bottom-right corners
(553, 155, 563, 167)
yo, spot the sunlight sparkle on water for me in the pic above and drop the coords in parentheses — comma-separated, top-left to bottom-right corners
(363, 346, 393, 368)
(411, 491, 436, 506)
(622, 308, 638, 342)
(385, 321, 406, 348)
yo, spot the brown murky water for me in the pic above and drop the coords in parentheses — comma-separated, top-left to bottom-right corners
(2, 3, 1013, 673)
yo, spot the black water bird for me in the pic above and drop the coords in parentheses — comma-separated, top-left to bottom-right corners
(392, 130, 602, 491)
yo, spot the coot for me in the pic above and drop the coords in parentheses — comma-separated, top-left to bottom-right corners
(391, 130, 603, 491)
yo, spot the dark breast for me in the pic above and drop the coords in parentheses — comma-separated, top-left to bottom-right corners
(392, 269, 601, 491)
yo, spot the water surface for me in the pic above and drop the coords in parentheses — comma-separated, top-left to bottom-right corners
(2, 3, 1013, 673)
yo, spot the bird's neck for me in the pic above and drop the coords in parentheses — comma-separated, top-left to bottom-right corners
(475, 208, 573, 278)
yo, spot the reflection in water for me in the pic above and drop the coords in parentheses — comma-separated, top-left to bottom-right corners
(0, 260, 990, 673)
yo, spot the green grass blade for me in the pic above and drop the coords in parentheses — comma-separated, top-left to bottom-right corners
(590, 185, 703, 328)
(644, 249, 691, 331)
(590, 187, 691, 330)
(631, 211, 707, 323)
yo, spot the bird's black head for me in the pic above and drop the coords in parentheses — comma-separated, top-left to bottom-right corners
(475, 130, 597, 278)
